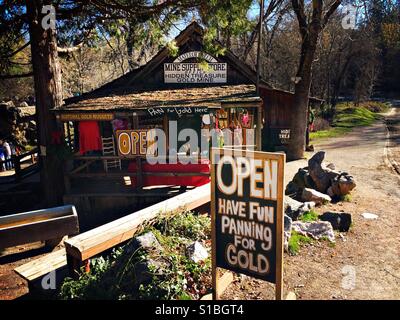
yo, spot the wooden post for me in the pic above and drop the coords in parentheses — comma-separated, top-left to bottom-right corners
(210, 152, 220, 299)
(275, 152, 285, 300)
(14, 155, 21, 182)
(257, 103, 263, 151)
(137, 158, 143, 191)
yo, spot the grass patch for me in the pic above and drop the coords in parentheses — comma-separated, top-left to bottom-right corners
(299, 209, 319, 222)
(288, 231, 313, 255)
(340, 194, 352, 202)
(311, 101, 389, 142)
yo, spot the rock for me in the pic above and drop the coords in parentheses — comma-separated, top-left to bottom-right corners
(284, 196, 316, 220)
(286, 291, 297, 300)
(127, 231, 162, 254)
(330, 173, 356, 197)
(285, 181, 299, 196)
(326, 163, 336, 170)
(361, 212, 379, 220)
(320, 212, 352, 232)
(308, 151, 340, 193)
(186, 241, 208, 263)
(292, 168, 308, 189)
(301, 188, 332, 205)
(292, 221, 335, 242)
(284, 215, 293, 253)
(285, 168, 316, 196)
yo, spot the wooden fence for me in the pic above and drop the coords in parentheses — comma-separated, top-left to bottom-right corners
(0, 148, 39, 183)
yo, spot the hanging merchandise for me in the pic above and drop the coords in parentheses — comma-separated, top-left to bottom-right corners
(79, 121, 102, 155)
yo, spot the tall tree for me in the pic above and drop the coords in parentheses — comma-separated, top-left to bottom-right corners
(0, 0, 204, 206)
(26, 0, 64, 206)
(287, 0, 341, 160)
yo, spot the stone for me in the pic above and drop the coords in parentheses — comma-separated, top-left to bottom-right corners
(285, 168, 316, 196)
(286, 292, 297, 300)
(292, 221, 335, 242)
(284, 196, 316, 220)
(320, 212, 352, 232)
(361, 212, 379, 220)
(284, 215, 293, 253)
(285, 181, 299, 196)
(126, 231, 162, 254)
(308, 151, 340, 193)
(330, 174, 356, 197)
(292, 168, 308, 189)
(326, 163, 336, 170)
(186, 241, 208, 263)
(301, 188, 332, 205)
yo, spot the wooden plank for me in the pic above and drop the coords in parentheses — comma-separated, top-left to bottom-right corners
(0, 215, 79, 249)
(0, 205, 77, 229)
(65, 183, 211, 261)
(15, 249, 67, 281)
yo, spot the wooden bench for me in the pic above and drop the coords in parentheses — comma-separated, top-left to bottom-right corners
(13, 184, 210, 291)
(64, 183, 211, 273)
(14, 248, 68, 292)
(0, 205, 79, 250)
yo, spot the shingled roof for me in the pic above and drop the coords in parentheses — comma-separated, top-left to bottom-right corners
(62, 85, 261, 112)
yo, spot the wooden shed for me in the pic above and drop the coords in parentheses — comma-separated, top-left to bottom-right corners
(53, 22, 320, 226)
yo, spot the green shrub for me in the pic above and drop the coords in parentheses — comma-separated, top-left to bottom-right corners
(300, 210, 319, 222)
(288, 231, 313, 255)
(60, 211, 211, 300)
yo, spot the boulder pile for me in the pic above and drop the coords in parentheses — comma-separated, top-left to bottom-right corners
(286, 151, 356, 201)
(283, 151, 356, 253)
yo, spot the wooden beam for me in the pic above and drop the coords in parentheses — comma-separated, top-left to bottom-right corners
(0, 206, 79, 249)
(15, 249, 67, 282)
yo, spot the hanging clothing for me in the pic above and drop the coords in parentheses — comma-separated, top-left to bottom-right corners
(79, 121, 102, 155)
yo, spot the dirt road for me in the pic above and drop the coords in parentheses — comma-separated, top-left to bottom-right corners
(224, 108, 400, 300)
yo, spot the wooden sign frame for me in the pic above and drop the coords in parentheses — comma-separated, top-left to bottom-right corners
(210, 147, 285, 300)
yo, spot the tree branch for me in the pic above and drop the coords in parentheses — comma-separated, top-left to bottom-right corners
(2, 41, 31, 59)
(0, 72, 33, 80)
(291, 0, 308, 39)
(57, 43, 83, 53)
(323, 0, 342, 27)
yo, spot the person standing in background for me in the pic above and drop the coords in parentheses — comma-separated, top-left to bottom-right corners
(2, 140, 13, 170)
(0, 141, 5, 172)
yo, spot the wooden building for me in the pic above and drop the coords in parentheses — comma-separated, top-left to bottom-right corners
(53, 22, 320, 227)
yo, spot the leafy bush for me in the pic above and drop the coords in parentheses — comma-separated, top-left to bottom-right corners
(60, 211, 211, 300)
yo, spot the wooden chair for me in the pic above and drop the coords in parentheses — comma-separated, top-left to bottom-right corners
(101, 136, 121, 172)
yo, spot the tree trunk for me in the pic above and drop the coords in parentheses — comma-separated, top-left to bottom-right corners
(287, 34, 319, 160)
(26, 0, 65, 207)
(287, 0, 324, 160)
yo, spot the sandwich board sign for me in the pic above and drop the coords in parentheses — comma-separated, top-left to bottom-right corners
(210, 148, 285, 300)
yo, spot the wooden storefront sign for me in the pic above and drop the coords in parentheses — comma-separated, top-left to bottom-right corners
(116, 130, 156, 157)
(164, 51, 227, 84)
(211, 148, 285, 300)
(59, 113, 114, 122)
